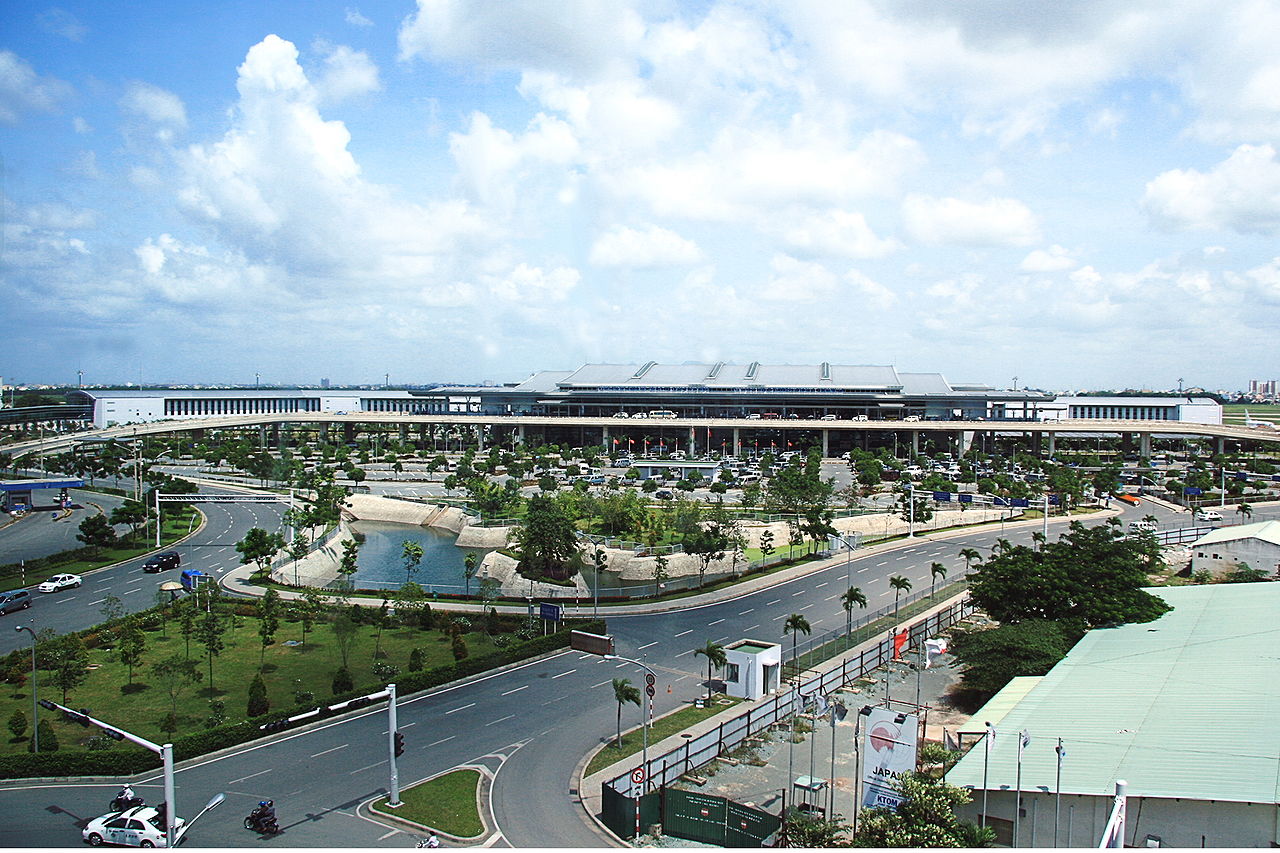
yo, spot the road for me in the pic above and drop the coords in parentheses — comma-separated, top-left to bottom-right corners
(2, 495, 1275, 847)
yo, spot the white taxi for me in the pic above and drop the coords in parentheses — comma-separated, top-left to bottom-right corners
(82, 806, 184, 847)
(39, 573, 82, 593)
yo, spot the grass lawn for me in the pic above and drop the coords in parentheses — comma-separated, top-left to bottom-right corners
(0, 508, 201, 593)
(0, 609, 500, 755)
(585, 697, 742, 778)
(371, 769, 484, 838)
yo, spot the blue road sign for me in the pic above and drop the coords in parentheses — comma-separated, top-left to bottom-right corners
(932, 491, 951, 501)
(1183, 487, 1203, 495)
(540, 602, 563, 622)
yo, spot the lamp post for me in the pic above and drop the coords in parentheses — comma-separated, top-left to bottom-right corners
(604, 654, 655, 796)
(852, 705, 873, 834)
(14, 626, 38, 753)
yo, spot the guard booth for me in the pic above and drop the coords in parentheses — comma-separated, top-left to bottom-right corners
(723, 639, 782, 701)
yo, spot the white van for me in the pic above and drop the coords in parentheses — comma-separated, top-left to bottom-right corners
(1195, 509, 1222, 522)
(649, 410, 677, 419)
(1128, 519, 1157, 533)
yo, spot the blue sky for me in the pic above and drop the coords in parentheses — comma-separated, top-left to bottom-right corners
(3, 1, 1279, 391)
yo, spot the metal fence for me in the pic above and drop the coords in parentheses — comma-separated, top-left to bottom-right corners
(604, 597, 977, 798)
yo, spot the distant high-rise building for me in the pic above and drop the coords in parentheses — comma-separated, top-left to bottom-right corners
(321, 377, 330, 389)
(1248, 379, 1277, 399)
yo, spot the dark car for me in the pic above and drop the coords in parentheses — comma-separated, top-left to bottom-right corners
(143, 552, 181, 573)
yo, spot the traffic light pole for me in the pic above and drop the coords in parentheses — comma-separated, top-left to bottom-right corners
(387, 682, 402, 807)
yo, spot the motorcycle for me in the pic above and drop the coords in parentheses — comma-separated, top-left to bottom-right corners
(244, 810, 280, 835)
(109, 792, 145, 812)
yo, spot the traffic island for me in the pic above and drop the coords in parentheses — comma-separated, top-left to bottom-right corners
(369, 768, 487, 843)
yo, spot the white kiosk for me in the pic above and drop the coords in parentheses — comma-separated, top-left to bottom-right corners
(723, 639, 782, 701)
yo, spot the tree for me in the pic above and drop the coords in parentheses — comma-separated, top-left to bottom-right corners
(841, 586, 868, 638)
(257, 588, 281, 666)
(853, 743, 995, 847)
(401, 540, 424, 585)
(929, 562, 948, 597)
(236, 527, 286, 579)
(31, 719, 57, 753)
(759, 529, 776, 565)
(967, 521, 1170, 630)
(783, 614, 811, 679)
(463, 552, 480, 596)
(889, 575, 913, 617)
(76, 513, 117, 554)
(175, 597, 198, 659)
(299, 587, 326, 645)
(693, 640, 727, 703)
(372, 599, 391, 659)
(117, 619, 147, 688)
(150, 655, 202, 720)
(611, 678, 641, 747)
(652, 553, 669, 597)
(49, 635, 89, 703)
(958, 548, 981, 573)
(247, 672, 270, 717)
(897, 491, 933, 527)
(451, 634, 469, 661)
(685, 508, 729, 588)
(8, 709, 28, 742)
(109, 500, 148, 542)
(195, 610, 226, 692)
(331, 667, 354, 695)
(949, 620, 1075, 705)
(515, 494, 579, 580)
(331, 612, 359, 670)
(1236, 500, 1253, 522)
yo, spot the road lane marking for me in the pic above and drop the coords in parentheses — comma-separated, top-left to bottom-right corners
(766, 599, 781, 606)
(708, 618, 724, 626)
(500, 686, 527, 696)
(122, 588, 140, 595)
(428, 736, 455, 747)
(638, 641, 659, 650)
(674, 630, 692, 638)
(674, 649, 694, 658)
(715, 636, 729, 643)
(791, 590, 804, 596)
(378, 830, 399, 841)
(815, 582, 828, 588)
(350, 760, 387, 775)
(310, 744, 348, 758)
(89, 599, 106, 606)
(590, 680, 610, 688)
(229, 768, 272, 784)
(551, 669, 577, 679)
(738, 608, 754, 615)
(745, 624, 759, 632)
(445, 702, 475, 715)
(486, 714, 515, 726)
(824, 594, 839, 601)
(876, 560, 888, 566)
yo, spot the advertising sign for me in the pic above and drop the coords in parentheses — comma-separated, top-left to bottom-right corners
(861, 708, 919, 810)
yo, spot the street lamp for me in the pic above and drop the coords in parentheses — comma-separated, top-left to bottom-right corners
(14, 626, 38, 753)
(604, 654, 654, 794)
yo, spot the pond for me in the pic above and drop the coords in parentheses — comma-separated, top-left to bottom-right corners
(346, 520, 487, 594)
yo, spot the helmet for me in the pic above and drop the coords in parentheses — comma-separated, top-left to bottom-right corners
(259, 801, 268, 807)
(266, 800, 274, 807)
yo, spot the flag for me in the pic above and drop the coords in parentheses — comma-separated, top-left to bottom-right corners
(612, 438, 618, 445)
(924, 638, 948, 668)
(1056, 740, 1066, 767)
(892, 628, 908, 659)
(943, 728, 959, 751)
(1020, 729, 1031, 749)
(985, 724, 996, 752)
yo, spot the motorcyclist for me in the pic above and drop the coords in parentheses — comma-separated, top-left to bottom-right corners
(113, 786, 140, 810)
(249, 800, 277, 831)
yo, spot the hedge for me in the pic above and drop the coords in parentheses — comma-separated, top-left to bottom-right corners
(0, 616, 605, 780)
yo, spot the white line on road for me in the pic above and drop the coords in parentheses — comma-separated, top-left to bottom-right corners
(310, 744, 348, 758)
(746, 624, 759, 632)
(674, 649, 695, 658)
(445, 702, 475, 715)
(815, 581, 828, 588)
(590, 680, 610, 688)
(349, 760, 387, 775)
(824, 594, 839, 601)
(400, 721, 417, 728)
(738, 608, 754, 615)
(551, 669, 577, 679)
(89, 598, 105, 606)
(638, 641, 659, 650)
(500, 685, 528, 696)
(766, 599, 781, 606)
(229, 768, 272, 784)
(876, 560, 888, 566)
(791, 590, 805, 596)
(486, 714, 515, 727)
(708, 618, 724, 626)
(378, 830, 399, 841)
(428, 736, 455, 747)
(674, 630, 693, 638)
(122, 588, 140, 595)
(715, 636, 729, 643)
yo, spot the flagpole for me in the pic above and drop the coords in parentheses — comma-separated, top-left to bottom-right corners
(1054, 738, 1064, 847)
(982, 722, 994, 829)
(1014, 729, 1029, 847)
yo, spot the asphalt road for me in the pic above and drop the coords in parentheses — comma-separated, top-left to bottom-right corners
(2, 496, 1275, 847)
(0, 489, 129, 565)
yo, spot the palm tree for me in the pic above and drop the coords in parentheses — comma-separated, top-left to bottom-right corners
(693, 640, 727, 703)
(783, 614, 811, 680)
(611, 678, 641, 747)
(929, 562, 947, 597)
(1236, 501, 1253, 522)
(1031, 531, 1046, 551)
(958, 547, 980, 573)
(840, 587, 868, 644)
(889, 575, 912, 618)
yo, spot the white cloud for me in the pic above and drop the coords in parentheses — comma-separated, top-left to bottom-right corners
(345, 7, 373, 27)
(0, 50, 72, 123)
(314, 44, 381, 103)
(768, 208, 899, 260)
(903, 194, 1040, 247)
(1020, 244, 1077, 272)
(448, 110, 578, 212)
(120, 82, 188, 128)
(37, 8, 88, 42)
(844, 269, 896, 310)
(756, 255, 840, 303)
(589, 224, 702, 269)
(1142, 144, 1280, 234)
(488, 262, 579, 304)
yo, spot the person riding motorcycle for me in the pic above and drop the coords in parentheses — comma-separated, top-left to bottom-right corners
(112, 786, 143, 811)
(247, 800, 278, 832)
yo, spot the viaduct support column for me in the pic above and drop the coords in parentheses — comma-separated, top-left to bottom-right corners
(911, 430, 919, 456)
(602, 425, 610, 453)
(476, 424, 485, 452)
(1047, 431, 1056, 457)
(1216, 436, 1225, 456)
(733, 428, 741, 458)
(398, 423, 408, 443)
(343, 422, 355, 444)
(320, 423, 329, 443)
(517, 424, 525, 446)
(1139, 432, 1151, 458)
(689, 427, 697, 457)
(821, 429, 829, 458)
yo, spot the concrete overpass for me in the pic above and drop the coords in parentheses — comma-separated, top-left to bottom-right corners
(5, 413, 1278, 459)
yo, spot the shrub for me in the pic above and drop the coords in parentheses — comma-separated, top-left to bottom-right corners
(247, 674, 270, 717)
(31, 719, 57, 753)
(408, 648, 424, 672)
(7, 710, 27, 741)
(160, 712, 178, 735)
(293, 690, 315, 707)
(451, 635, 469, 661)
(204, 700, 227, 730)
(331, 667, 354, 695)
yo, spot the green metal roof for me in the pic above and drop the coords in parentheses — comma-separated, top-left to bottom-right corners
(956, 677, 1042, 738)
(947, 583, 1280, 804)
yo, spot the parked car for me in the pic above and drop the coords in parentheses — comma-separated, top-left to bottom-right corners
(1195, 509, 1222, 522)
(1128, 519, 1157, 533)
(0, 589, 32, 615)
(38, 574, 82, 593)
(83, 806, 185, 847)
(820, 414, 837, 421)
(143, 552, 181, 573)
(654, 490, 674, 499)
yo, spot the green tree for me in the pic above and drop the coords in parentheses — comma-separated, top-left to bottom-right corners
(247, 672, 270, 717)
(693, 640, 727, 703)
(150, 655, 202, 720)
(117, 619, 146, 688)
(515, 494, 579, 580)
(331, 667, 354, 695)
(8, 709, 28, 742)
(76, 513, 117, 554)
(889, 574, 913, 617)
(31, 718, 57, 753)
(929, 562, 948, 597)
(401, 540, 424, 585)
(463, 552, 480, 596)
(958, 547, 981, 573)
(451, 634, 469, 661)
(1236, 500, 1253, 522)
(331, 612, 359, 670)
(949, 620, 1076, 704)
(783, 613, 811, 679)
(194, 610, 227, 692)
(652, 553, 670, 597)
(236, 527, 286, 579)
(175, 597, 198, 659)
(759, 529, 776, 565)
(841, 586, 868, 638)
(108, 500, 148, 542)
(853, 743, 995, 847)
(257, 588, 281, 666)
(611, 678, 641, 747)
(299, 587, 326, 645)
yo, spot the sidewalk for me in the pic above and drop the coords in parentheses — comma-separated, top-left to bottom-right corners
(219, 507, 1119, 615)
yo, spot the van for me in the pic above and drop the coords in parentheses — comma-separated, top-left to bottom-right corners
(1128, 519, 1157, 533)
(648, 410, 677, 419)
(745, 413, 761, 420)
(0, 589, 32, 615)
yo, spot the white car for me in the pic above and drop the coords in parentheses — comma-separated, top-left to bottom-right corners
(820, 414, 838, 421)
(83, 806, 185, 847)
(611, 412, 630, 418)
(1195, 509, 1222, 522)
(38, 573, 82, 593)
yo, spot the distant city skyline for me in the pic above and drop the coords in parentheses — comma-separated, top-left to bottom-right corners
(3, 2, 1278, 389)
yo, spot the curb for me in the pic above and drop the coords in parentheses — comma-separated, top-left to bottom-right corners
(359, 765, 491, 846)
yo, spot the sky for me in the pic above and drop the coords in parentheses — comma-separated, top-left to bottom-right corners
(3, 0, 1279, 392)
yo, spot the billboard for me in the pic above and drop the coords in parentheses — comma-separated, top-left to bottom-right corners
(861, 708, 919, 810)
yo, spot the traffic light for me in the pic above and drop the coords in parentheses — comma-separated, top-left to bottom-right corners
(259, 718, 291, 733)
(393, 731, 405, 757)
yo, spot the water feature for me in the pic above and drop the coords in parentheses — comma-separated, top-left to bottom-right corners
(346, 520, 486, 594)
